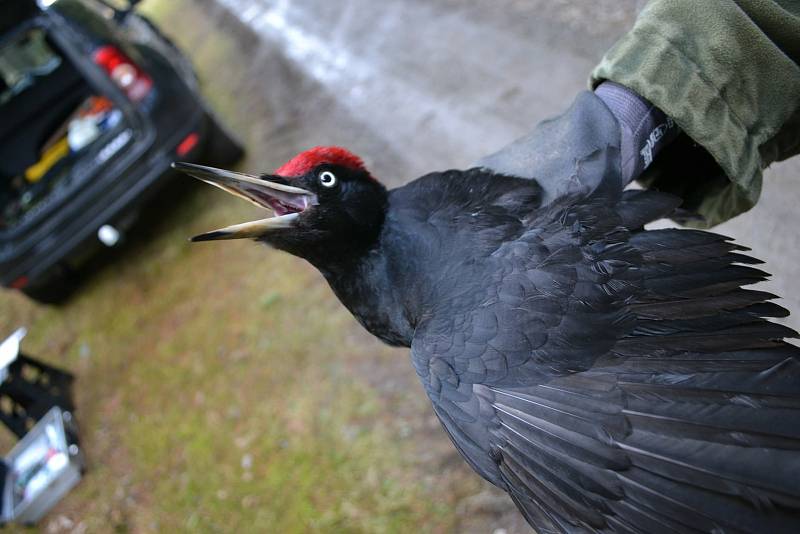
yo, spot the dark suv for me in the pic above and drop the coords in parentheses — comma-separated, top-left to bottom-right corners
(0, 0, 243, 303)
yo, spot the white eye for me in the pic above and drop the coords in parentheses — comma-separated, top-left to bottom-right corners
(319, 171, 337, 187)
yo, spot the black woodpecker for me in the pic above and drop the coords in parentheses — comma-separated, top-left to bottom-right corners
(174, 144, 800, 533)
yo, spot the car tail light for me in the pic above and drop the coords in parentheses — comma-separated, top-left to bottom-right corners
(10, 276, 28, 290)
(93, 45, 153, 102)
(176, 132, 199, 157)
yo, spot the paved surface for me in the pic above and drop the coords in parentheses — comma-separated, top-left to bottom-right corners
(193, 0, 800, 530)
(203, 0, 800, 332)
(202, 0, 640, 180)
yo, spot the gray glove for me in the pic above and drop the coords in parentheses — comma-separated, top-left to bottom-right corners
(478, 83, 679, 206)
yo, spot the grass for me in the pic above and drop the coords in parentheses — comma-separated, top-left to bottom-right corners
(0, 0, 497, 532)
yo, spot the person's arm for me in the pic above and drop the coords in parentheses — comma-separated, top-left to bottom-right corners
(592, 0, 800, 227)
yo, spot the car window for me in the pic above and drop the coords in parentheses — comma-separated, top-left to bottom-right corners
(0, 28, 61, 106)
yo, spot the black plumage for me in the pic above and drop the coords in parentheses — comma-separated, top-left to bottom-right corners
(176, 147, 800, 533)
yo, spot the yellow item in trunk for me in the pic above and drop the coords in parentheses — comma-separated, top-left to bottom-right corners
(25, 137, 69, 183)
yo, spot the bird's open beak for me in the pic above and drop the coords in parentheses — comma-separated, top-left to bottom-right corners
(172, 162, 317, 241)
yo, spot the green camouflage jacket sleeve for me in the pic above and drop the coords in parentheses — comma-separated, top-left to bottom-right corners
(592, 0, 800, 227)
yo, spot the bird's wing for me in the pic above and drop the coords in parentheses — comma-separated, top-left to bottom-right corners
(410, 189, 800, 533)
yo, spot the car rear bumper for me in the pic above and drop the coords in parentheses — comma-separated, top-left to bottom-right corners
(1, 110, 213, 289)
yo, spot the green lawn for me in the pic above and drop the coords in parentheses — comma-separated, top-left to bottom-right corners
(0, 1, 496, 532)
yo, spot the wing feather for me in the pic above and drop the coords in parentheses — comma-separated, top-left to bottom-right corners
(411, 187, 800, 532)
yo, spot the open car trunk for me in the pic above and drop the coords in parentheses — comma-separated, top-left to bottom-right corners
(0, 24, 131, 233)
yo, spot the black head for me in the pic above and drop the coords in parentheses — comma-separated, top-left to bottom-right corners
(172, 147, 388, 267)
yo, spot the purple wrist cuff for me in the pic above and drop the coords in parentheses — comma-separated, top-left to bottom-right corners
(595, 81, 679, 184)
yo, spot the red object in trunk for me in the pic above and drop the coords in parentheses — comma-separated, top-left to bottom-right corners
(93, 45, 152, 102)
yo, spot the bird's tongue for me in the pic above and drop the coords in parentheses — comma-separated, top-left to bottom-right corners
(266, 197, 303, 216)
(170, 162, 317, 241)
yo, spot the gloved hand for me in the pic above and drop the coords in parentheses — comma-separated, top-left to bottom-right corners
(477, 83, 679, 207)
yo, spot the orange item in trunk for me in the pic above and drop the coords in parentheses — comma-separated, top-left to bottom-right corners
(79, 95, 113, 117)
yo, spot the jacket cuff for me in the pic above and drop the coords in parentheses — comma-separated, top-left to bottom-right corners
(590, 0, 800, 226)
